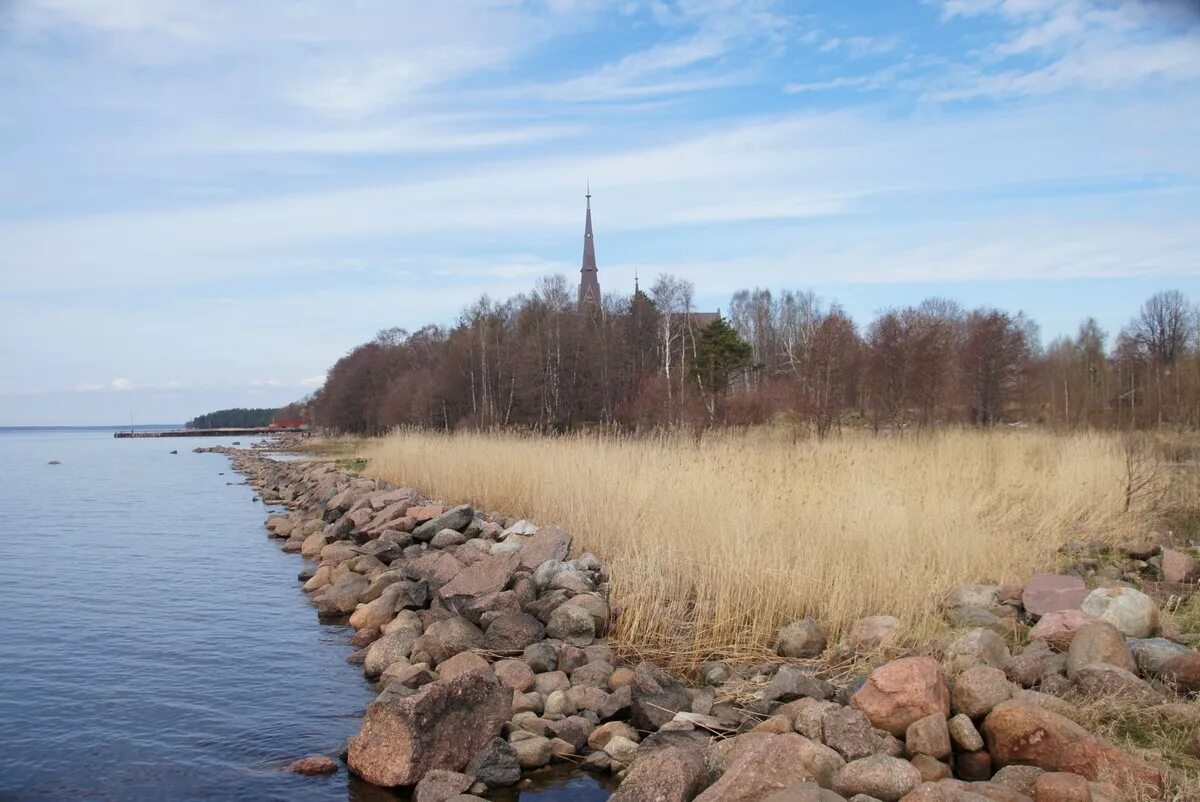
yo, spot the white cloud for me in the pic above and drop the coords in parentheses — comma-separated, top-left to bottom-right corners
(3, 93, 1197, 296)
(110, 378, 133, 390)
(925, 0, 1200, 101)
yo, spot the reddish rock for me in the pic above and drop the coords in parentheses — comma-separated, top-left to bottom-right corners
(990, 765, 1045, 795)
(438, 552, 520, 601)
(832, 754, 922, 801)
(951, 665, 1012, 719)
(411, 616, 484, 666)
(1162, 549, 1200, 584)
(1071, 665, 1163, 705)
(1032, 772, 1090, 802)
(848, 615, 903, 651)
(436, 650, 489, 682)
(1141, 580, 1197, 605)
(406, 504, 445, 522)
(1065, 622, 1136, 679)
(955, 750, 992, 782)
(852, 656, 951, 737)
(1056, 737, 1164, 797)
(494, 659, 535, 692)
(346, 669, 509, 786)
(1028, 610, 1101, 651)
(406, 551, 465, 586)
(775, 618, 828, 658)
(910, 754, 952, 783)
(1022, 574, 1087, 620)
(905, 714, 951, 760)
(484, 612, 546, 651)
(286, 755, 338, 775)
(694, 733, 815, 802)
(1160, 651, 1200, 694)
(413, 769, 473, 802)
(1004, 642, 1065, 688)
(981, 700, 1089, 770)
(517, 526, 572, 571)
(610, 744, 710, 802)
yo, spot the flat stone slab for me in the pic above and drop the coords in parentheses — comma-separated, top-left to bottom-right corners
(1021, 573, 1087, 619)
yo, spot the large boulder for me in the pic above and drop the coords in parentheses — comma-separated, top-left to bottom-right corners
(851, 657, 950, 737)
(821, 706, 882, 762)
(364, 625, 422, 677)
(694, 734, 815, 802)
(545, 603, 596, 647)
(1028, 610, 1100, 651)
(1072, 664, 1162, 705)
(981, 699, 1088, 770)
(1065, 622, 1136, 679)
(1161, 548, 1200, 584)
(764, 665, 834, 703)
(349, 584, 405, 631)
(407, 551, 466, 587)
(411, 616, 484, 666)
(1022, 574, 1087, 620)
(411, 504, 474, 541)
(437, 552, 520, 602)
(1081, 587, 1159, 638)
(775, 619, 828, 658)
(484, 613, 545, 652)
(761, 783, 844, 802)
(951, 665, 1012, 719)
(942, 628, 1010, 675)
(312, 572, 369, 615)
(610, 743, 710, 802)
(905, 714, 951, 760)
(1056, 737, 1164, 797)
(1160, 651, 1200, 694)
(464, 738, 521, 788)
(346, 669, 509, 786)
(831, 754, 922, 802)
(630, 661, 692, 731)
(412, 770, 472, 802)
(518, 526, 573, 571)
(1128, 637, 1193, 677)
(848, 615, 902, 651)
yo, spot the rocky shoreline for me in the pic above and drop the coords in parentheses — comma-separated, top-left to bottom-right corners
(203, 441, 1200, 802)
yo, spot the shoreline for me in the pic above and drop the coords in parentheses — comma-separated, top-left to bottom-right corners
(203, 438, 1200, 801)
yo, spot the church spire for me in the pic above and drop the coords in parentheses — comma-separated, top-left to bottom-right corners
(578, 183, 600, 311)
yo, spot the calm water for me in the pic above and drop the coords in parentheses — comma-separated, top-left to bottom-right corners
(0, 427, 614, 802)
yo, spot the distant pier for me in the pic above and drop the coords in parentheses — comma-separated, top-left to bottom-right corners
(113, 427, 308, 439)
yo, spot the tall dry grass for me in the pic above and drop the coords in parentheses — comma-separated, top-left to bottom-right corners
(361, 428, 1173, 669)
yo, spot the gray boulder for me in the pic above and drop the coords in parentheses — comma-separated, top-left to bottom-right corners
(412, 504, 475, 542)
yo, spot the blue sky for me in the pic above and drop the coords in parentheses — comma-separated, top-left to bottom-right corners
(1, 0, 1198, 425)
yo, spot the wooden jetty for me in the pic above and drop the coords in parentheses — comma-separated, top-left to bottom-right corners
(113, 427, 308, 439)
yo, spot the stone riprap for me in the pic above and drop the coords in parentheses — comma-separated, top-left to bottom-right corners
(206, 443, 1198, 802)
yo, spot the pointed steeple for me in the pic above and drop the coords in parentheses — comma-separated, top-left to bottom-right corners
(578, 182, 600, 311)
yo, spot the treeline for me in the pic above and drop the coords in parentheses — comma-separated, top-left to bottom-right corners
(308, 275, 1200, 435)
(186, 407, 279, 429)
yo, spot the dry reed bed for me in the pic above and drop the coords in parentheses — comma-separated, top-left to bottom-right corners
(362, 428, 1168, 671)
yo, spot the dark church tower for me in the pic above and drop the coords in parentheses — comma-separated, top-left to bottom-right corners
(578, 186, 601, 311)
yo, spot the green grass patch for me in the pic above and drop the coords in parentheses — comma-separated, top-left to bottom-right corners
(335, 457, 368, 475)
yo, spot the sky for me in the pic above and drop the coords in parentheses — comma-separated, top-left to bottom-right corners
(1, 0, 1199, 425)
